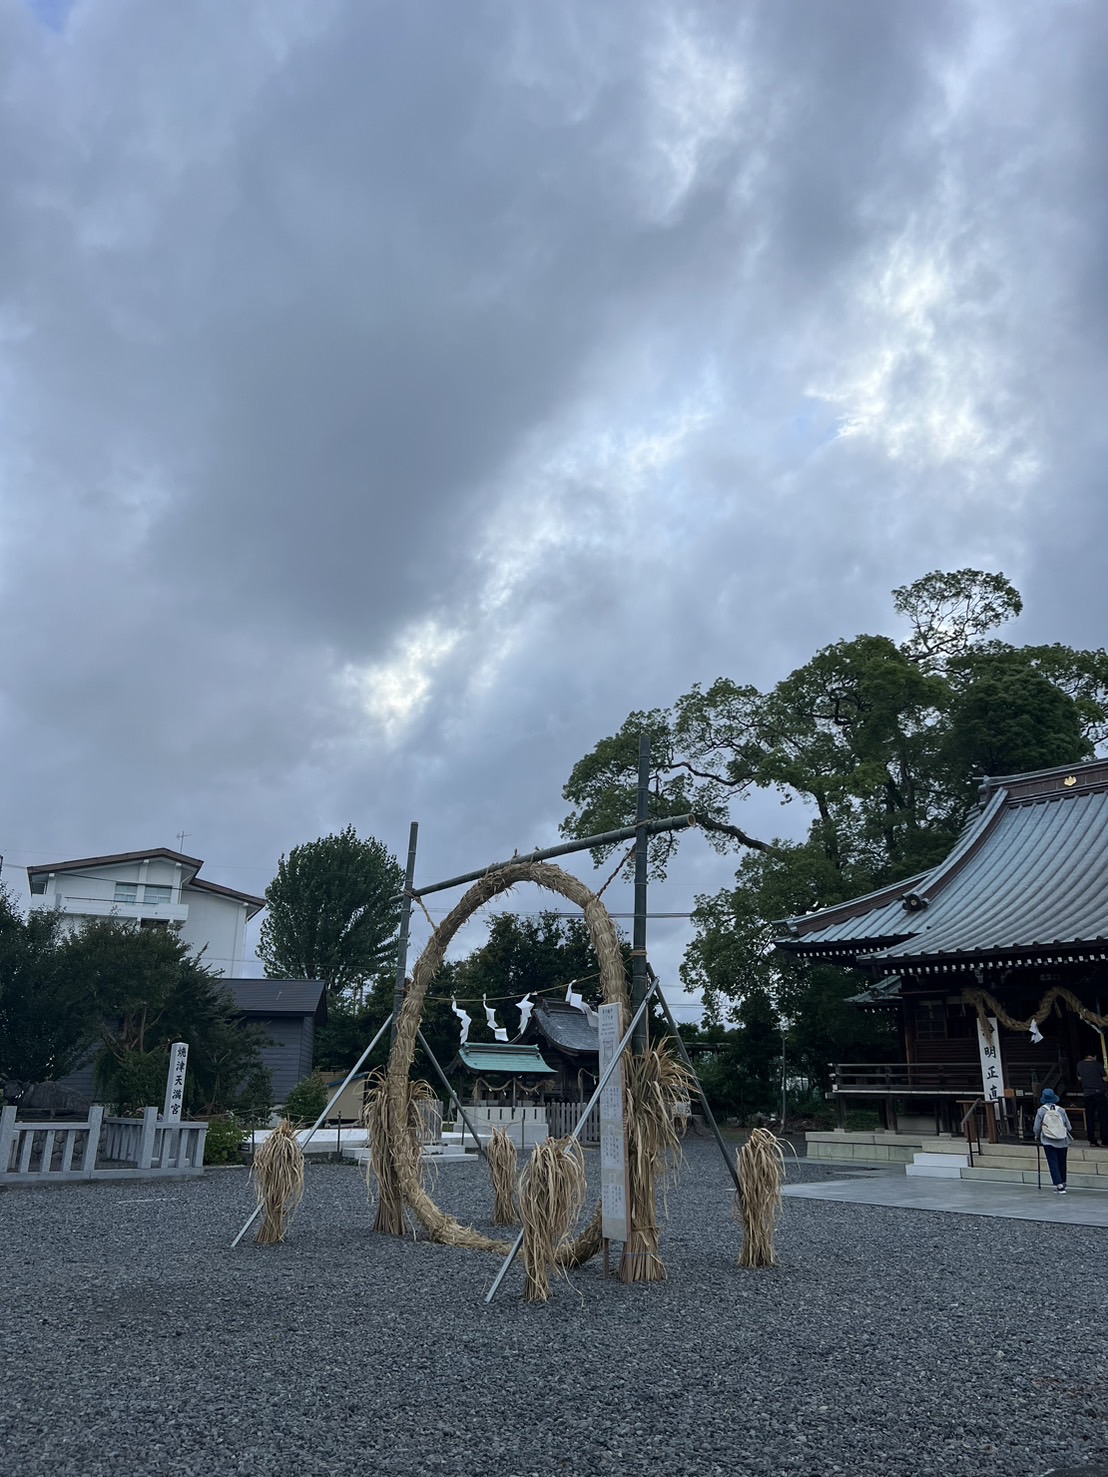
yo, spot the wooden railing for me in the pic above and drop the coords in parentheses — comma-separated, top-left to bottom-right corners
(832, 1062, 1069, 1100)
(832, 1064, 985, 1095)
(960, 1098, 984, 1166)
(0, 1105, 209, 1185)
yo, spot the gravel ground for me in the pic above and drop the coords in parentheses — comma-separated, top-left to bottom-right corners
(2, 1144, 1106, 1477)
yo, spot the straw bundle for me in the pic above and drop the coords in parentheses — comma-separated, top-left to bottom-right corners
(621, 1042, 695, 1283)
(487, 1128, 520, 1226)
(735, 1127, 785, 1268)
(251, 1120, 305, 1245)
(379, 860, 628, 1261)
(363, 1068, 437, 1236)
(518, 1137, 587, 1302)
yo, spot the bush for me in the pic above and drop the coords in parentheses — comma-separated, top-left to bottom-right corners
(282, 1072, 329, 1127)
(204, 1114, 247, 1165)
(97, 1049, 168, 1116)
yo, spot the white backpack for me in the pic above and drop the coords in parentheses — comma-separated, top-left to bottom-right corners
(1041, 1104, 1067, 1142)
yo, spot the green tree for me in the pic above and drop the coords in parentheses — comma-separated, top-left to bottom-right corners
(450, 912, 613, 1038)
(60, 919, 271, 1115)
(681, 845, 894, 1091)
(0, 891, 96, 1084)
(563, 569, 1107, 1057)
(942, 645, 1091, 786)
(312, 913, 630, 1094)
(259, 826, 404, 999)
(313, 967, 463, 1085)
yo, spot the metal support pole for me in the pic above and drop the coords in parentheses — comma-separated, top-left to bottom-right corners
(415, 1028, 491, 1163)
(631, 732, 651, 1056)
(411, 813, 700, 898)
(391, 821, 419, 1044)
(650, 971, 741, 1196)
(485, 981, 659, 1305)
(230, 1012, 394, 1248)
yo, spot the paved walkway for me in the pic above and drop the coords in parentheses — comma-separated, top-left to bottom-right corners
(784, 1169, 1108, 1227)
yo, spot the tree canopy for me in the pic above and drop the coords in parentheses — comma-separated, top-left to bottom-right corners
(0, 892, 95, 1085)
(0, 905, 270, 1115)
(313, 910, 629, 1078)
(259, 826, 404, 998)
(561, 569, 1108, 1086)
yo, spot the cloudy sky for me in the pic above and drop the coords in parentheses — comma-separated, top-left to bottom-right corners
(3, 0, 1106, 1004)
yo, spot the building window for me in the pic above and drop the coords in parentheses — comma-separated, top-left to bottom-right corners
(113, 883, 138, 905)
(143, 884, 172, 905)
(140, 918, 170, 932)
(916, 1001, 947, 1042)
(30, 877, 47, 895)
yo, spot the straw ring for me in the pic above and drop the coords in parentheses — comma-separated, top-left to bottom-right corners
(382, 860, 629, 1261)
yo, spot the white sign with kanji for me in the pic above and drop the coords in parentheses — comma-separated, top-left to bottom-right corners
(598, 1004, 630, 1243)
(976, 1017, 1005, 1103)
(163, 1041, 189, 1123)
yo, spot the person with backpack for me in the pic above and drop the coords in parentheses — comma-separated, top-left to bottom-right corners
(1034, 1088, 1073, 1193)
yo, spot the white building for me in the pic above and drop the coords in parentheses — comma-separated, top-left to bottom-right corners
(26, 847, 265, 975)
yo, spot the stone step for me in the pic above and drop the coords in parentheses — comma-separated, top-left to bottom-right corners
(907, 1149, 970, 1179)
(975, 1149, 1108, 1173)
(961, 1165, 1108, 1191)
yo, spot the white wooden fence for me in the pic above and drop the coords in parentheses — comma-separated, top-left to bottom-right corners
(447, 1101, 600, 1143)
(0, 1105, 209, 1186)
(542, 1101, 600, 1143)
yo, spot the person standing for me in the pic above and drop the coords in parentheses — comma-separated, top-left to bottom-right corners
(1034, 1088, 1073, 1193)
(1076, 1050, 1108, 1148)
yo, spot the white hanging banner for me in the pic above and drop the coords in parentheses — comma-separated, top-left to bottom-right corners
(483, 995, 509, 1043)
(163, 1041, 189, 1123)
(597, 1003, 630, 1243)
(516, 993, 535, 1034)
(451, 998, 472, 1044)
(976, 1017, 1006, 1103)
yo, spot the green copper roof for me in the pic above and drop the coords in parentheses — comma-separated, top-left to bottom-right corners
(456, 1043, 555, 1074)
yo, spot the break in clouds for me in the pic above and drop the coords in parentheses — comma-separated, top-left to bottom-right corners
(1, 0, 1107, 984)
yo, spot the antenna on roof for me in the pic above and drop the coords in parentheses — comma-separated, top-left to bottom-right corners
(176, 831, 190, 852)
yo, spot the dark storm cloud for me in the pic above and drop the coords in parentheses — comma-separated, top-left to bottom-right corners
(1, 0, 1106, 988)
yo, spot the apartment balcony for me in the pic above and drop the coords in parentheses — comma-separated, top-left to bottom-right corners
(29, 896, 190, 925)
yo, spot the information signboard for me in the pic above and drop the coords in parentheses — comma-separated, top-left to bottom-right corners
(598, 1004, 630, 1243)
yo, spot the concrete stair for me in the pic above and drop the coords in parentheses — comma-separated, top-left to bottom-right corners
(906, 1149, 969, 1179)
(961, 1143, 1108, 1192)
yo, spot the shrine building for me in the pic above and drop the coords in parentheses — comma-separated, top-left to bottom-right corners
(776, 756, 1108, 1155)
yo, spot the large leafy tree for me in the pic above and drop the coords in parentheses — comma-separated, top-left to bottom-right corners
(0, 891, 96, 1085)
(450, 912, 613, 1038)
(259, 826, 404, 998)
(60, 919, 271, 1114)
(1, 908, 270, 1113)
(314, 912, 629, 1086)
(562, 570, 1107, 1076)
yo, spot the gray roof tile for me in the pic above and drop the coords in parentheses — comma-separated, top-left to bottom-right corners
(225, 979, 327, 1020)
(523, 999, 599, 1055)
(779, 758, 1108, 969)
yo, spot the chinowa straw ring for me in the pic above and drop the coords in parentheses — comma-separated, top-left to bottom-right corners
(378, 860, 627, 1263)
